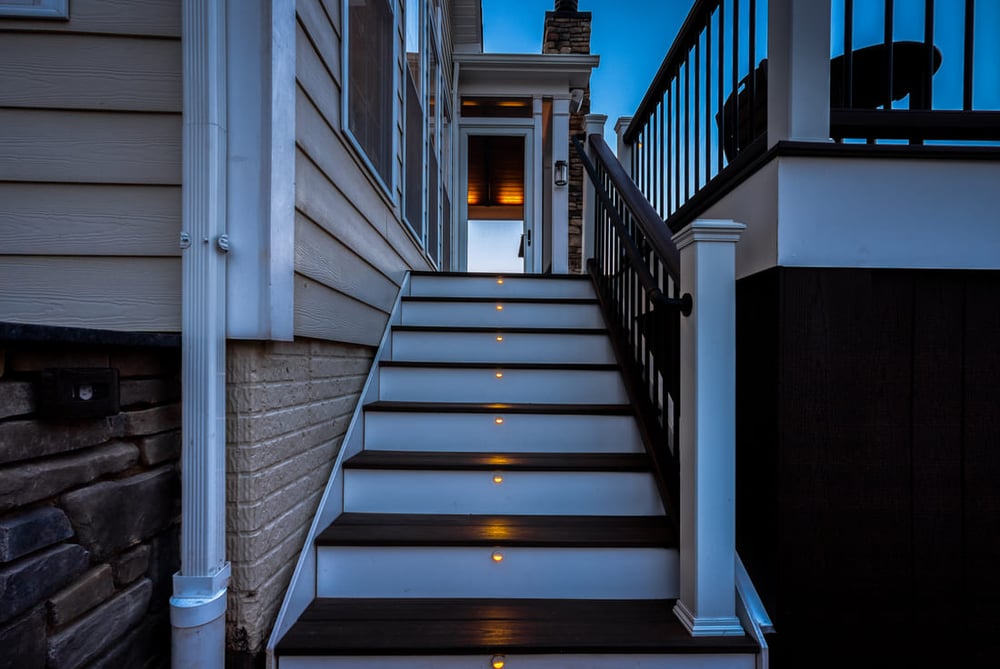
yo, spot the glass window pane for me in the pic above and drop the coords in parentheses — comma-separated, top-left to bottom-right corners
(348, 0, 393, 185)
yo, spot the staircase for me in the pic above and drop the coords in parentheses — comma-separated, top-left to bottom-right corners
(270, 272, 760, 669)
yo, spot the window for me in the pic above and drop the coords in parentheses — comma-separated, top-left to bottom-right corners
(0, 0, 68, 18)
(346, 0, 394, 188)
(404, 0, 424, 236)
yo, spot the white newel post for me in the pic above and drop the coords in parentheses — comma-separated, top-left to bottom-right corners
(767, 0, 833, 145)
(671, 219, 746, 637)
(581, 114, 607, 268)
(614, 116, 634, 178)
(552, 96, 571, 273)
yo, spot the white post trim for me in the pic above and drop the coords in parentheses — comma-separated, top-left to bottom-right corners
(173, 0, 230, 666)
(225, 0, 295, 340)
(581, 113, 607, 270)
(551, 95, 571, 274)
(671, 219, 746, 637)
(767, 0, 833, 145)
(614, 116, 633, 178)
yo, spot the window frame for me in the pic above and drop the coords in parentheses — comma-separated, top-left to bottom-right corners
(342, 0, 399, 201)
(0, 0, 68, 18)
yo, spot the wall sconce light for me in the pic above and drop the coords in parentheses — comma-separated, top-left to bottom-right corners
(554, 159, 568, 187)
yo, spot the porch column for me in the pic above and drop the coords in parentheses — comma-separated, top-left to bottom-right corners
(551, 95, 571, 273)
(582, 113, 607, 267)
(671, 219, 746, 637)
(614, 116, 633, 178)
(767, 0, 832, 144)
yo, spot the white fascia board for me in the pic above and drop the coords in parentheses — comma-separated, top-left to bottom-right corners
(457, 53, 600, 92)
(225, 0, 295, 341)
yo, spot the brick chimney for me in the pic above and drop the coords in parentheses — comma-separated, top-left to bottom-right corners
(543, 1, 591, 273)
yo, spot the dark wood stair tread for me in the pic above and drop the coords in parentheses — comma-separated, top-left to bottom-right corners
(378, 360, 619, 370)
(344, 450, 651, 471)
(363, 400, 633, 415)
(403, 296, 598, 304)
(392, 325, 607, 334)
(317, 513, 675, 547)
(276, 598, 756, 655)
(410, 271, 590, 280)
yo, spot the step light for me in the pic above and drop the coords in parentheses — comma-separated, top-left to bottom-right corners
(493, 472, 504, 484)
(496, 277, 504, 285)
(491, 550, 504, 563)
(496, 335, 504, 342)
(492, 655, 506, 669)
(496, 304, 504, 311)
(494, 416, 504, 425)
(495, 371, 504, 379)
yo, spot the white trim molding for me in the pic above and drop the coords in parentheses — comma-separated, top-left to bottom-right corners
(0, 0, 68, 19)
(225, 0, 295, 341)
(672, 219, 747, 638)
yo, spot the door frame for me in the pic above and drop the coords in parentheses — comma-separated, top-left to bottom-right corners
(457, 120, 541, 273)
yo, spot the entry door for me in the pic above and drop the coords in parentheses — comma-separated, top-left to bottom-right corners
(458, 126, 538, 273)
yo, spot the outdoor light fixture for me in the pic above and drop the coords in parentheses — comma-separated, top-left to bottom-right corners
(491, 550, 504, 563)
(492, 655, 506, 669)
(554, 159, 568, 187)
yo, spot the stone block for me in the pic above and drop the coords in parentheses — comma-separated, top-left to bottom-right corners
(0, 544, 89, 624)
(138, 430, 180, 466)
(0, 381, 34, 420)
(109, 350, 177, 378)
(146, 526, 179, 611)
(112, 544, 151, 587)
(47, 564, 114, 628)
(87, 612, 169, 669)
(0, 606, 46, 669)
(46, 578, 152, 669)
(0, 507, 74, 563)
(0, 442, 138, 512)
(118, 404, 181, 437)
(0, 418, 115, 466)
(61, 466, 178, 560)
(119, 378, 181, 407)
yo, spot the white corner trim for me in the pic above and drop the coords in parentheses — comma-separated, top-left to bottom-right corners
(226, 0, 295, 341)
(0, 0, 68, 19)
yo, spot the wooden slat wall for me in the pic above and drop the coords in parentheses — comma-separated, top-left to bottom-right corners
(293, 0, 434, 346)
(0, 0, 182, 332)
(735, 267, 1000, 668)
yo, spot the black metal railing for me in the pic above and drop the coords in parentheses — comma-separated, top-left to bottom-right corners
(625, 0, 769, 230)
(573, 133, 690, 521)
(831, 0, 1000, 143)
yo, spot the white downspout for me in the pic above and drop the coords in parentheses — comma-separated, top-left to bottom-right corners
(172, 0, 230, 667)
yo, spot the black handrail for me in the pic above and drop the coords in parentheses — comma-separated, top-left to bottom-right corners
(572, 132, 689, 523)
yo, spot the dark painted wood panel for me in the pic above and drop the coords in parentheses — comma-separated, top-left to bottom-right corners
(736, 267, 1000, 668)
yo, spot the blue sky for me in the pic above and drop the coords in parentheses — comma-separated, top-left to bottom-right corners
(482, 0, 695, 145)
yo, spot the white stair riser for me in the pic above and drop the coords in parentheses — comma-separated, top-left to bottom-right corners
(391, 330, 615, 364)
(363, 412, 643, 453)
(317, 546, 678, 599)
(378, 366, 627, 404)
(343, 470, 665, 516)
(401, 301, 605, 328)
(280, 654, 757, 669)
(409, 275, 594, 299)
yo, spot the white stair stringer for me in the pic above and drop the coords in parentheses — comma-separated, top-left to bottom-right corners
(270, 272, 761, 669)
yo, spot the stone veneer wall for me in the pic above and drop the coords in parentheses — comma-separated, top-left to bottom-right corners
(543, 8, 593, 274)
(0, 339, 181, 669)
(225, 339, 374, 667)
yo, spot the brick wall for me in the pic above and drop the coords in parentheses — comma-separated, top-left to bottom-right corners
(0, 340, 181, 669)
(543, 7, 592, 274)
(225, 339, 374, 665)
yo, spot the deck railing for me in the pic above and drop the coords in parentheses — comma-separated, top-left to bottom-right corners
(624, 0, 768, 232)
(573, 133, 690, 521)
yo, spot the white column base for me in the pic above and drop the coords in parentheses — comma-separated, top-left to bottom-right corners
(673, 600, 744, 637)
(170, 564, 230, 669)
